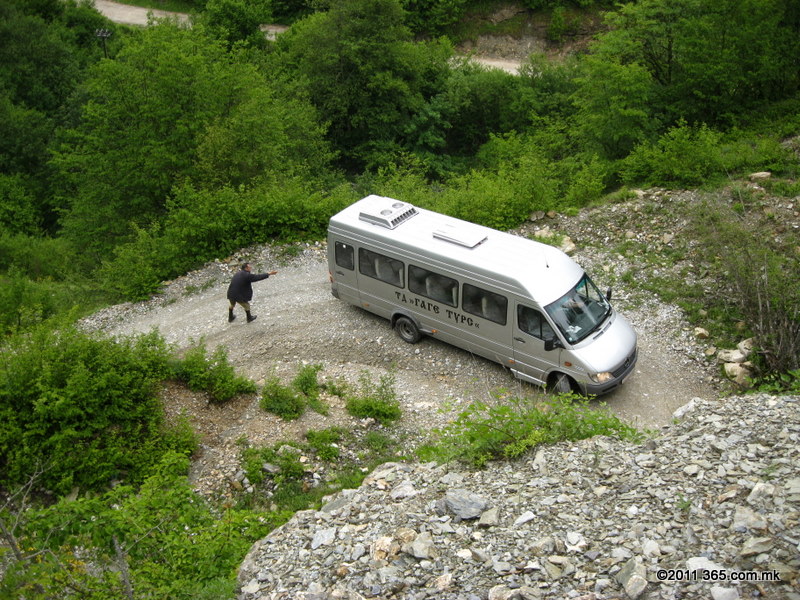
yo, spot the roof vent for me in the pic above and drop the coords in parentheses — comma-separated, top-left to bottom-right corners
(433, 224, 487, 248)
(359, 199, 418, 229)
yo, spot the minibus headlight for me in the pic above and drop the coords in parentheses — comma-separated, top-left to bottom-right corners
(589, 371, 613, 384)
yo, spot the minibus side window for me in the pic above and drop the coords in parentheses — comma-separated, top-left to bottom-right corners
(517, 305, 555, 340)
(359, 248, 404, 287)
(463, 283, 508, 325)
(335, 241, 355, 271)
(408, 265, 458, 307)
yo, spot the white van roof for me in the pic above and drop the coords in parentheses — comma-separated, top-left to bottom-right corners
(329, 195, 584, 307)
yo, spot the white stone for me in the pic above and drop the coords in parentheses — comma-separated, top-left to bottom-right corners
(711, 586, 740, 600)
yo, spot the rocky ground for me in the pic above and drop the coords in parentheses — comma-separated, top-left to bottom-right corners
(236, 393, 800, 600)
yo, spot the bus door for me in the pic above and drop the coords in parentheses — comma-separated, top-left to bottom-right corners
(512, 303, 560, 385)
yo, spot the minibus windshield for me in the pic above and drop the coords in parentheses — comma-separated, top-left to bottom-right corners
(545, 275, 611, 344)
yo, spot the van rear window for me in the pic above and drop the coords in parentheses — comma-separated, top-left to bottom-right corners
(463, 284, 508, 325)
(359, 248, 404, 287)
(408, 265, 458, 307)
(335, 241, 355, 270)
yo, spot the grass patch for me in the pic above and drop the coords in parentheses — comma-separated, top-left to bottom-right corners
(238, 426, 401, 512)
(261, 374, 305, 419)
(417, 392, 644, 467)
(345, 371, 402, 426)
(260, 364, 329, 419)
(173, 341, 257, 404)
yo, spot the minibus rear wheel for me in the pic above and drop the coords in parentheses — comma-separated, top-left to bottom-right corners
(549, 372, 574, 394)
(394, 316, 422, 343)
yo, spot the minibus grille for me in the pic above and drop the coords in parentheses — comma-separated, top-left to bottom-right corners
(613, 348, 637, 378)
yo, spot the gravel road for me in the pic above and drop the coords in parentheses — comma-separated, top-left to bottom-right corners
(86, 231, 718, 443)
(94, 0, 519, 72)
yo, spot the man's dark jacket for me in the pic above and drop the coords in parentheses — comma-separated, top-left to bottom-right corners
(227, 270, 269, 303)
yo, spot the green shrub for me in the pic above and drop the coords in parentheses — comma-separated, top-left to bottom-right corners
(620, 121, 724, 187)
(563, 154, 610, 207)
(174, 343, 256, 403)
(690, 202, 800, 375)
(292, 363, 322, 396)
(755, 369, 800, 394)
(345, 371, 402, 426)
(0, 326, 195, 494)
(418, 393, 642, 467)
(2, 451, 282, 600)
(306, 428, 343, 461)
(98, 224, 168, 301)
(260, 375, 305, 419)
(97, 182, 351, 302)
(717, 134, 796, 177)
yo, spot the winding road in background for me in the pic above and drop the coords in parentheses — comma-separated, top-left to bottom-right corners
(94, 0, 522, 73)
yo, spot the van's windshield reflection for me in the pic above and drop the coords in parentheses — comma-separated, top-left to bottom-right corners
(545, 275, 611, 344)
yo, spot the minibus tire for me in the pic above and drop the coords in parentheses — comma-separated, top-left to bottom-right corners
(394, 316, 422, 344)
(550, 372, 573, 394)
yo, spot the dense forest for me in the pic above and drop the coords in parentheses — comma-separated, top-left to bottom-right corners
(1, 0, 799, 596)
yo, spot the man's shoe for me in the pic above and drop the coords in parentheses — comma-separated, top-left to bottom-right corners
(228, 313, 236, 322)
(246, 313, 257, 323)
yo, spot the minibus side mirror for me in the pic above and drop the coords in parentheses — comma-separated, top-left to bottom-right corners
(544, 337, 562, 352)
(605, 287, 612, 301)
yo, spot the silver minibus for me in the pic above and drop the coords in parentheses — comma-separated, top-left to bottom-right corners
(327, 195, 637, 395)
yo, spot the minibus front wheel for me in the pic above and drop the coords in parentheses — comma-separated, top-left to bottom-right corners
(394, 316, 422, 343)
(548, 372, 574, 394)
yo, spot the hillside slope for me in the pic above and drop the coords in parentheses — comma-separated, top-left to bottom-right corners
(236, 392, 800, 600)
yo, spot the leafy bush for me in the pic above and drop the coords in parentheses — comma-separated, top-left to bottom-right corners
(98, 182, 351, 301)
(241, 443, 306, 487)
(260, 375, 305, 419)
(417, 393, 642, 467)
(98, 224, 167, 301)
(756, 369, 800, 395)
(690, 202, 800, 375)
(260, 364, 332, 419)
(345, 371, 402, 426)
(306, 427, 343, 461)
(402, 0, 469, 35)
(717, 134, 796, 178)
(620, 121, 724, 187)
(174, 342, 256, 403)
(1, 452, 283, 600)
(0, 326, 194, 494)
(292, 363, 323, 398)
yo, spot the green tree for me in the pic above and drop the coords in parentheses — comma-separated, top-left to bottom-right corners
(596, 0, 800, 125)
(52, 23, 334, 262)
(401, 0, 468, 35)
(0, 0, 81, 114)
(0, 175, 40, 236)
(571, 55, 657, 159)
(277, 0, 452, 172)
(195, 0, 271, 48)
(52, 24, 230, 257)
(0, 0, 108, 230)
(193, 82, 334, 189)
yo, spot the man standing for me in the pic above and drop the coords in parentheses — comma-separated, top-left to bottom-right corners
(227, 262, 277, 323)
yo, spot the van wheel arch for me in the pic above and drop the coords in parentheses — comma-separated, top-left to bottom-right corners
(548, 372, 574, 395)
(393, 315, 422, 344)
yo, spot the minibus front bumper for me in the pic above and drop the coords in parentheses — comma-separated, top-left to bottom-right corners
(582, 347, 638, 396)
